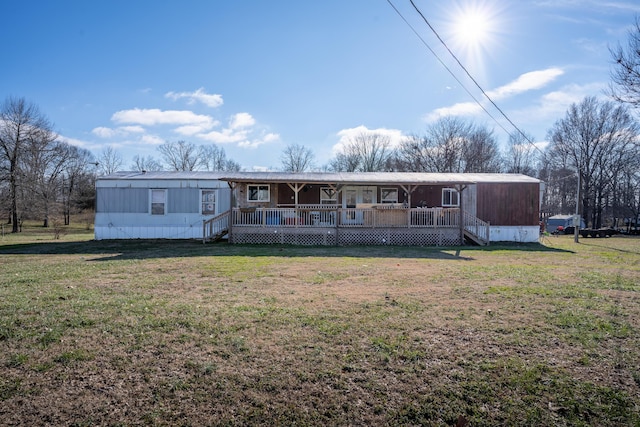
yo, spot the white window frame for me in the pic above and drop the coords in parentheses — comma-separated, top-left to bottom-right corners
(442, 188, 459, 207)
(247, 184, 270, 202)
(150, 189, 167, 215)
(381, 188, 398, 204)
(201, 189, 216, 215)
(320, 187, 337, 205)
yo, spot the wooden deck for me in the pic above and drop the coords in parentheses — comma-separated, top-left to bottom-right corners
(203, 206, 489, 246)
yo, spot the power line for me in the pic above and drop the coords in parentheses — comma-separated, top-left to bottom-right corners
(386, 0, 547, 157)
(384, 0, 511, 137)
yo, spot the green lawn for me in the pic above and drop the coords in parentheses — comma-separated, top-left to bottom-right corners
(1, 225, 639, 426)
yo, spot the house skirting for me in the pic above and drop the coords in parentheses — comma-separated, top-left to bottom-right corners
(229, 227, 462, 246)
(95, 225, 203, 240)
(489, 225, 540, 243)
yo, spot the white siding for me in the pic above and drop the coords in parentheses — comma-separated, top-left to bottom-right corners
(95, 177, 231, 240)
(489, 226, 539, 243)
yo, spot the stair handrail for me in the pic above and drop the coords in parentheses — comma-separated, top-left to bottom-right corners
(463, 211, 490, 245)
(203, 210, 230, 243)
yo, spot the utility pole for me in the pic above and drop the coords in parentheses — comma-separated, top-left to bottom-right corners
(574, 172, 580, 243)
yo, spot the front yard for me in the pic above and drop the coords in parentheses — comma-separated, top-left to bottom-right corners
(1, 226, 639, 425)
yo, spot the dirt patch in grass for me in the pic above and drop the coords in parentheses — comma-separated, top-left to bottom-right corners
(1, 233, 639, 425)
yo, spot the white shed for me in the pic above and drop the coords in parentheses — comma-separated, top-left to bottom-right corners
(95, 171, 231, 240)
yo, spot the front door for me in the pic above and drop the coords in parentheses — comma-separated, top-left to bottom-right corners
(342, 186, 376, 224)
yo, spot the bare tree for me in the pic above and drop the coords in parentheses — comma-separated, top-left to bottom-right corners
(396, 117, 502, 173)
(158, 140, 199, 171)
(0, 97, 57, 232)
(395, 134, 426, 172)
(62, 146, 98, 225)
(610, 16, 640, 108)
(198, 145, 241, 171)
(280, 143, 315, 172)
(427, 117, 473, 172)
(463, 127, 502, 173)
(329, 132, 393, 172)
(131, 155, 163, 172)
(98, 146, 123, 175)
(22, 138, 70, 227)
(547, 96, 640, 227)
(222, 158, 241, 172)
(505, 132, 540, 176)
(618, 155, 640, 231)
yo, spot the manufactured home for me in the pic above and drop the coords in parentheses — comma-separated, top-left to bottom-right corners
(95, 171, 542, 245)
(210, 172, 543, 245)
(95, 171, 231, 240)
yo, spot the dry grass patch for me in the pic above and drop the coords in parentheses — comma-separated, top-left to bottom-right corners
(1, 228, 639, 425)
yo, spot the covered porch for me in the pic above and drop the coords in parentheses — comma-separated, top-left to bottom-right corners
(205, 205, 488, 246)
(229, 205, 487, 245)
(203, 172, 499, 246)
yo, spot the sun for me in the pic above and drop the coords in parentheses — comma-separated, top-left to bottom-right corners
(454, 10, 491, 48)
(445, 1, 504, 77)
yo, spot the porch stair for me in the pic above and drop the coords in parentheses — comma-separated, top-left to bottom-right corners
(463, 211, 490, 246)
(203, 210, 230, 243)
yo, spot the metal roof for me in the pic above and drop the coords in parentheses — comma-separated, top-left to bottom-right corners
(217, 172, 541, 185)
(97, 171, 541, 184)
(97, 171, 228, 180)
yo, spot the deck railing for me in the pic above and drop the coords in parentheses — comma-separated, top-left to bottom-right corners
(232, 207, 461, 229)
(463, 210, 490, 245)
(202, 211, 230, 243)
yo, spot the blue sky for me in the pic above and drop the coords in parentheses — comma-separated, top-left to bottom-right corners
(2, 0, 638, 171)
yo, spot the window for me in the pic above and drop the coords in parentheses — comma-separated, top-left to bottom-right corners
(202, 190, 216, 215)
(320, 187, 337, 205)
(442, 188, 459, 207)
(381, 188, 398, 204)
(151, 189, 166, 215)
(247, 185, 269, 202)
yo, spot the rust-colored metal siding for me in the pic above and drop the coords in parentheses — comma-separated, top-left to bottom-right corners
(411, 185, 449, 208)
(476, 183, 539, 226)
(277, 184, 320, 205)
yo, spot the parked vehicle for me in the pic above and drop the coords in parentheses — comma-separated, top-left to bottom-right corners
(545, 215, 585, 234)
(578, 228, 619, 238)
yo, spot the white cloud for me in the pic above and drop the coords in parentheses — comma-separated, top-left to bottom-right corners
(119, 125, 145, 134)
(58, 135, 92, 148)
(112, 108, 214, 127)
(92, 127, 116, 138)
(237, 133, 281, 149)
(92, 125, 147, 138)
(100, 102, 277, 156)
(140, 134, 165, 145)
(520, 82, 608, 122)
(535, 140, 551, 151)
(425, 67, 566, 122)
(230, 112, 255, 129)
(333, 125, 408, 154)
(198, 128, 250, 144)
(487, 67, 564, 100)
(165, 87, 224, 108)
(425, 102, 484, 122)
(263, 133, 280, 143)
(194, 113, 277, 148)
(175, 123, 218, 136)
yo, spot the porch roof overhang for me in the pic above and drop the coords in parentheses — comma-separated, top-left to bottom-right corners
(218, 172, 540, 186)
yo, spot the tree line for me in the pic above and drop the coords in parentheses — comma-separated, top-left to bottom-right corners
(310, 95, 638, 230)
(0, 98, 97, 232)
(0, 98, 243, 232)
(2, 17, 640, 231)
